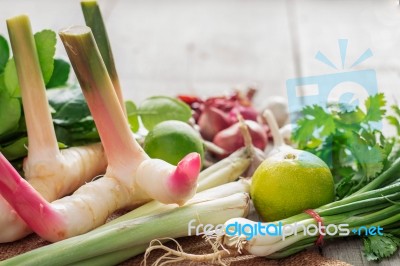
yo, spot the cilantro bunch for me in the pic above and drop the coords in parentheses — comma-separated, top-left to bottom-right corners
(292, 93, 399, 198)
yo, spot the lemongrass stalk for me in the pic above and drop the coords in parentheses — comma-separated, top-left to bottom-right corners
(59, 26, 143, 174)
(73, 180, 250, 265)
(0, 26, 201, 242)
(60, 25, 200, 202)
(197, 147, 252, 191)
(70, 247, 147, 266)
(106, 179, 250, 226)
(2, 193, 250, 266)
(7, 15, 58, 161)
(105, 148, 251, 226)
(81, 0, 126, 115)
(1, 15, 107, 243)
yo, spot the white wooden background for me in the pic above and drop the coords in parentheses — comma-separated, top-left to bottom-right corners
(0, 0, 400, 265)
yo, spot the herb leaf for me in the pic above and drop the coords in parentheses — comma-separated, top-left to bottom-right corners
(348, 132, 385, 180)
(4, 59, 19, 96)
(34, 29, 56, 84)
(0, 89, 21, 136)
(46, 58, 70, 88)
(139, 96, 192, 130)
(364, 93, 386, 122)
(125, 101, 139, 132)
(292, 94, 389, 199)
(4, 30, 57, 96)
(47, 88, 91, 126)
(363, 234, 400, 261)
(0, 35, 9, 73)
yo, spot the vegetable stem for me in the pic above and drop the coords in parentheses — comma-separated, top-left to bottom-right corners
(81, 0, 126, 115)
(2, 193, 250, 266)
(6, 15, 59, 160)
(353, 158, 400, 195)
(59, 26, 145, 173)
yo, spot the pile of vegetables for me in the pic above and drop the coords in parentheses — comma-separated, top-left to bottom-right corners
(0, 0, 399, 265)
(179, 90, 279, 158)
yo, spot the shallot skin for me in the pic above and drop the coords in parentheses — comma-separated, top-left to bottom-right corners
(213, 120, 268, 157)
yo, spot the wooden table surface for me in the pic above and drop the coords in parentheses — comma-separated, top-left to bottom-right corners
(0, 0, 399, 265)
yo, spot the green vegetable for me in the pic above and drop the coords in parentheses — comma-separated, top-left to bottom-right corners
(125, 101, 139, 132)
(34, 30, 56, 84)
(0, 30, 96, 164)
(81, 0, 125, 114)
(1, 192, 249, 266)
(363, 234, 400, 261)
(292, 93, 398, 198)
(139, 96, 192, 130)
(3, 30, 57, 97)
(3, 58, 19, 96)
(46, 59, 70, 88)
(0, 35, 9, 72)
(0, 89, 21, 136)
(0, 137, 27, 161)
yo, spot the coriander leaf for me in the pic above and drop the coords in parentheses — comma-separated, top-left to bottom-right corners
(47, 88, 91, 126)
(46, 58, 70, 88)
(292, 105, 335, 148)
(364, 93, 386, 122)
(4, 58, 19, 96)
(387, 116, 400, 135)
(337, 107, 365, 127)
(0, 89, 21, 136)
(139, 96, 192, 130)
(0, 35, 9, 73)
(348, 132, 384, 180)
(363, 234, 400, 261)
(34, 30, 56, 84)
(125, 101, 139, 132)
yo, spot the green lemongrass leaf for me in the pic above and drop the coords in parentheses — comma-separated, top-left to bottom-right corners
(139, 96, 192, 130)
(81, 1, 125, 114)
(0, 35, 9, 72)
(47, 88, 91, 126)
(81, 0, 116, 82)
(0, 89, 21, 136)
(34, 29, 56, 84)
(0, 136, 27, 160)
(46, 58, 70, 88)
(125, 101, 139, 132)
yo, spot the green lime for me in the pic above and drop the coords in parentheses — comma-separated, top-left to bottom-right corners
(143, 120, 204, 166)
(251, 149, 335, 222)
